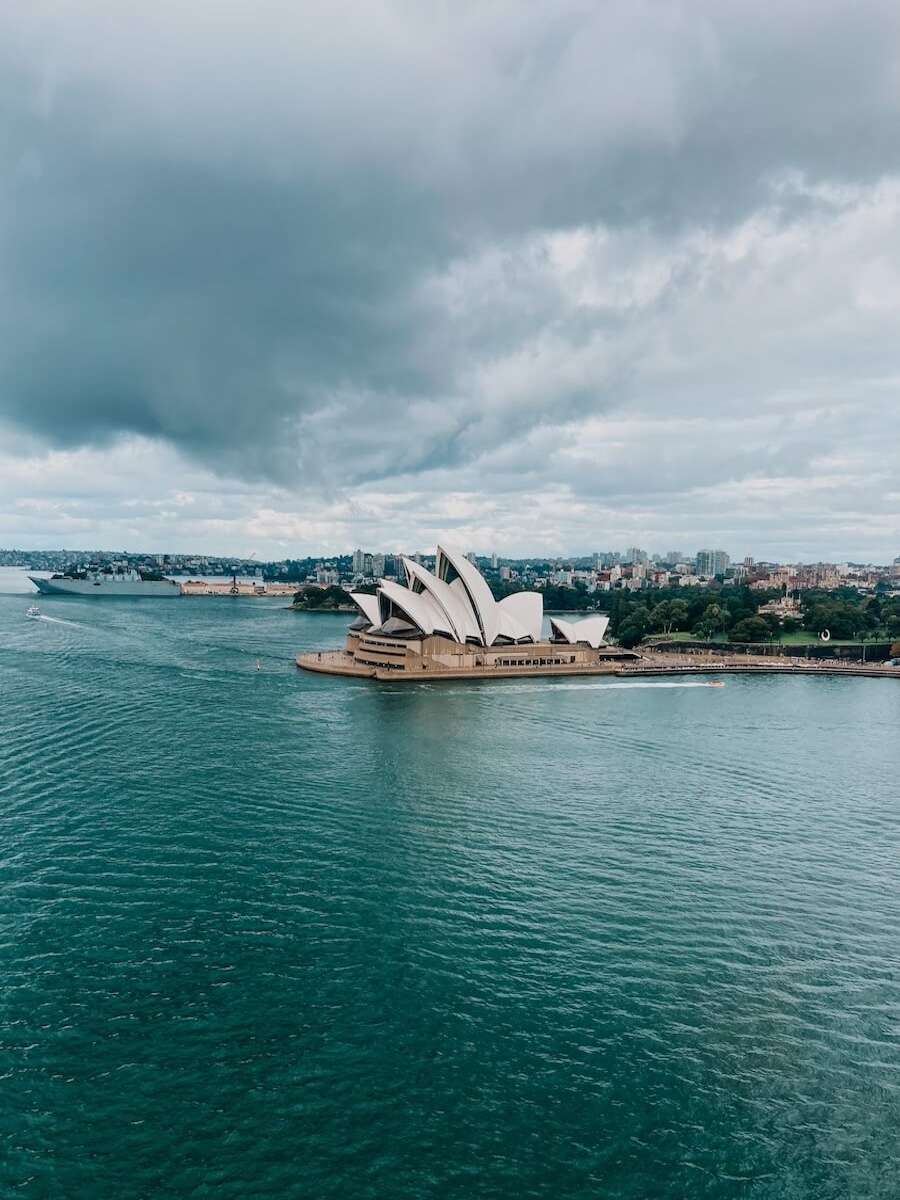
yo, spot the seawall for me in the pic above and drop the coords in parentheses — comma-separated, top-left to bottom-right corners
(297, 649, 900, 683)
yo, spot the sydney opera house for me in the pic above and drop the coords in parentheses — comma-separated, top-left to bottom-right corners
(297, 546, 636, 680)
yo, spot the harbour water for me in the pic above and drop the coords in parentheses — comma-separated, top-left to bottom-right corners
(2, 571, 899, 1198)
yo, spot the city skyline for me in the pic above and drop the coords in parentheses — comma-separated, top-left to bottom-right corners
(4, 543, 898, 573)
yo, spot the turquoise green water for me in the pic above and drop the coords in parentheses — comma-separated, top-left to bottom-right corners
(2, 577, 899, 1198)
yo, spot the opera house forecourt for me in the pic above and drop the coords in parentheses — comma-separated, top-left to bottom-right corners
(296, 546, 637, 681)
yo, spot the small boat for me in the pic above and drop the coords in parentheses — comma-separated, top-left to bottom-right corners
(25, 605, 41, 619)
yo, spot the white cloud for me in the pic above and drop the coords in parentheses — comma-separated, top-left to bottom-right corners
(1, 2, 900, 560)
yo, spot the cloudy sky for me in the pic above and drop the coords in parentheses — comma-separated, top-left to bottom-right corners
(2, 0, 899, 561)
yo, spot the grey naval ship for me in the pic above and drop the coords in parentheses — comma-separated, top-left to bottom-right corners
(30, 569, 183, 598)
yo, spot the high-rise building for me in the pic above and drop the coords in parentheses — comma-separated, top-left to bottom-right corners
(666, 550, 682, 564)
(371, 554, 385, 578)
(626, 547, 648, 566)
(352, 548, 366, 575)
(490, 552, 498, 570)
(696, 549, 730, 576)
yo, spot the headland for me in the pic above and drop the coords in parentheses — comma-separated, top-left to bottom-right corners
(296, 547, 900, 683)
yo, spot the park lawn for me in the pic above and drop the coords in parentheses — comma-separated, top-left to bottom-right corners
(754, 632, 887, 646)
(648, 630, 884, 647)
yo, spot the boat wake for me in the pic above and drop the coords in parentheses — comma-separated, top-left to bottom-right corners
(411, 679, 727, 694)
(28, 613, 82, 628)
(512, 680, 725, 692)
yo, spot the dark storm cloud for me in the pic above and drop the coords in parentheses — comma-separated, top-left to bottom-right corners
(1, 0, 900, 502)
(0, 88, 457, 479)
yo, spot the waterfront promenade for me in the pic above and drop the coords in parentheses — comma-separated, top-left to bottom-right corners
(620, 652, 900, 680)
(298, 647, 900, 682)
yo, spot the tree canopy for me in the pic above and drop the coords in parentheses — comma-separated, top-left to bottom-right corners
(602, 583, 898, 646)
(292, 585, 353, 609)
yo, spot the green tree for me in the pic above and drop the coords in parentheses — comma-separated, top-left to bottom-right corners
(760, 612, 783, 638)
(804, 601, 856, 640)
(729, 616, 771, 643)
(297, 587, 325, 607)
(607, 591, 634, 637)
(617, 604, 651, 648)
(693, 603, 723, 638)
(883, 601, 900, 638)
(322, 585, 352, 607)
(651, 598, 689, 634)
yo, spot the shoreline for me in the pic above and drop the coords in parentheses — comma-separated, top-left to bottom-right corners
(288, 605, 358, 613)
(297, 648, 900, 683)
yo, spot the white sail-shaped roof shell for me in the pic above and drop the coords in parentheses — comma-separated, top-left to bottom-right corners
(497, 593, 543, 642)
(351, 548, 546, 647)
(549, 615, 610, 649)
(377, 579, 455, 638)
(435, 547, 502, 647)
(401, 557, 481, 643)
(350, 591, 381, 629)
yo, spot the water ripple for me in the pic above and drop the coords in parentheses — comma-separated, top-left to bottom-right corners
(2, 597, 900, 1197)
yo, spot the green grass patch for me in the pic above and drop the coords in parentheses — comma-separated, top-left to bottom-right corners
(648, 629, 886, 647)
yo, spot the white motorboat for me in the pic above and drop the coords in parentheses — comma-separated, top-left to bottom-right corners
(25, 605, 41, 619)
